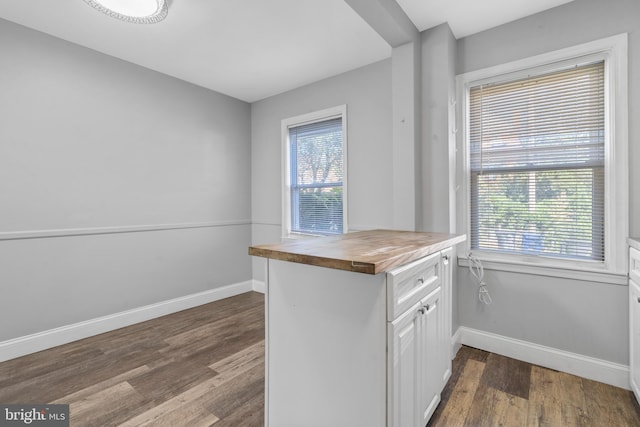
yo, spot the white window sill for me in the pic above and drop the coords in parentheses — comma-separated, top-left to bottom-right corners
(281, 231, 335, 241)
(457, 254, 627, 285)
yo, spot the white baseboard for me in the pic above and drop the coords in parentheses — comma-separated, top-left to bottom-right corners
(0, 280, 255, 363)
(455, 326, 630, 390)
(632, 377, 640, 402)
(252, 280, 266, 294)
(451, 327, 463, 359)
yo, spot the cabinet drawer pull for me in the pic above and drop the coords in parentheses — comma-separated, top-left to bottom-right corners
(417, 277, 424, 284)
(637, 296, 640, 303)
(417, 304, 434, 315)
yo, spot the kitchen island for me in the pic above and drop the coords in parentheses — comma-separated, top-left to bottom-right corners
(249, 230, 466, 427)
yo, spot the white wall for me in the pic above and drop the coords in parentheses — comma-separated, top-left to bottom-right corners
(452, 0, 639, 366)
(251, 59, 393, 282)
(0, 19, 252, 342)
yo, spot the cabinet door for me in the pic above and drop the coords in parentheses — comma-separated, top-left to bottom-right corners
(419, 286, 443, 425)
(631, 278, 640, 402)
(388, 302, 422, 427)
(440, 248, 453, 387)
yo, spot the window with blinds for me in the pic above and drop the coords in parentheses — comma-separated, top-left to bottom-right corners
(289, 117, 344, 235)
(469, 61, 605, 261)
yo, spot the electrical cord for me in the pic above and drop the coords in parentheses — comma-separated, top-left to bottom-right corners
(467, 252, 492, 305)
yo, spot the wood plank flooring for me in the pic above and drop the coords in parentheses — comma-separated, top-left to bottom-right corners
(1, 291, 639, 426)
(0, 292, 265, 426)
(428, 346, 640, 427)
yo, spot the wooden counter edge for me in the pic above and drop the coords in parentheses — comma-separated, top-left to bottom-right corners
(248, 233, 466, 275)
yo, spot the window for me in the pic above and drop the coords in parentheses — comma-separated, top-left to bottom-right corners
(457, 35, 628, 276)
(282, 106, 347, 237)
(470, 62, 605, 260)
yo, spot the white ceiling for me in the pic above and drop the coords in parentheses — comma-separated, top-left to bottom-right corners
(396, 0, 574, 38)
(0, 0, 573, 103)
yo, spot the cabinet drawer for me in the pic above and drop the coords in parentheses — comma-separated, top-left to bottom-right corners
(631, 247, 640, 283)
(387, 252, 441, 321)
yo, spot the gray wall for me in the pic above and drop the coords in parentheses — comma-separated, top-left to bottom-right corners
(421, 23, 461, 331)
(453, 0, 639, 364)
(421, 24, 457, 234)
(4, 0, 635, 370)
(251, 59, 393, 282)
(250, 0, 638, 367)
(0, 19, 252, 341)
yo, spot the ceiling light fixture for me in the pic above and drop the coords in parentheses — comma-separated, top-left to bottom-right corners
(82, 0, 168, 24)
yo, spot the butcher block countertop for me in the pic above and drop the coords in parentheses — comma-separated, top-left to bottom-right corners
(248, 229, 466, 275)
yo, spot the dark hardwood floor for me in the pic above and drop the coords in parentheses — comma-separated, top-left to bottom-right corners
(1, 291, 638, 426)
(0, 292, 265, 426)
(428, 346, 640, 427)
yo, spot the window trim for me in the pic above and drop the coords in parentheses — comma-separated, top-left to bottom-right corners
(281, 105, 348, 239)
(455, 34, 628, 277)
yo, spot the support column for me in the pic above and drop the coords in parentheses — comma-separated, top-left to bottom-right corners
(345, 0, 422, 231)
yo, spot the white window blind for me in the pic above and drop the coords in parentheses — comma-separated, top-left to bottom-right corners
(289, 117, 344, 235)
(469, 61, 605, 261)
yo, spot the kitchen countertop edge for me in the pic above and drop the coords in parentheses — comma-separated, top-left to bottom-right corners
(249, 230, 466, 275)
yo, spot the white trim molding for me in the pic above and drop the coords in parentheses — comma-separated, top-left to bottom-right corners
(455, 326, 630, 390)
(451, 326, 463, 358)
(457, 256, 628, 285)
(252, 279, 266, 294)
(0, 281, 256, 363)
(0, 220, 252, 241)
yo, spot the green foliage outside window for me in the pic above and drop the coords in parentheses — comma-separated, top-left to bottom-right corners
(298, 187, 343, 234)
(475, 168, 601, 258)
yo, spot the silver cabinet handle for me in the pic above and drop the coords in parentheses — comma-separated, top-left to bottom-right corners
(418, 307, 425, 315)
(424, 303, 431, 311)
(417, 277, 424, 284)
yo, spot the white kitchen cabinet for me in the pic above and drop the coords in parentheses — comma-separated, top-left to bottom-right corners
(418, 286, 444, 425)
(387, 250, 448, 426)
(388, 300, 422, 427)
(388, 285, 444, 427)
(252, 230, 464, 427)
(630, 245, 640, 402)
(440, 247, 453, 388)
(630, 278, 640, 401)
